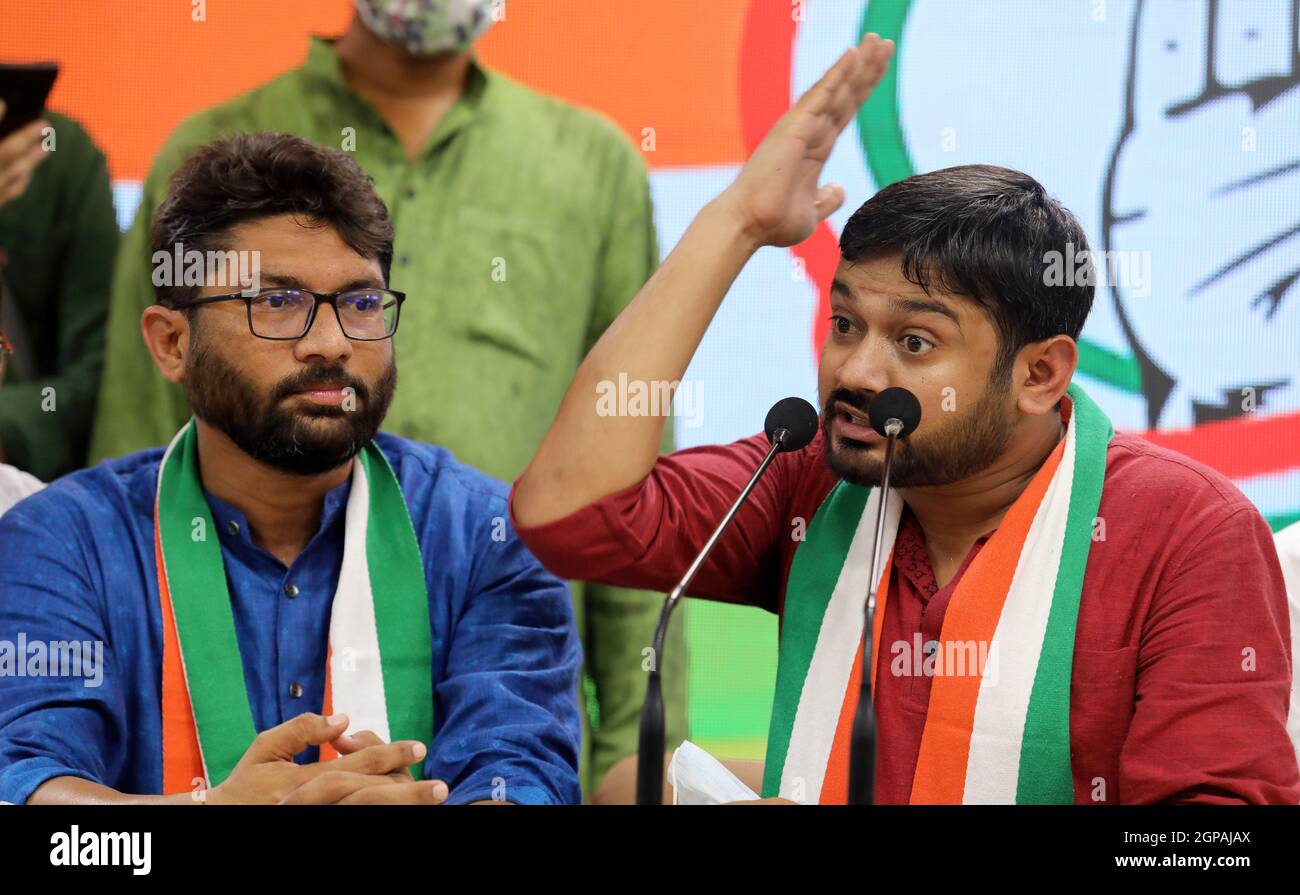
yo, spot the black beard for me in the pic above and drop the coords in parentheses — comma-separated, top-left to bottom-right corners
(822, 373, 1016, 488)
(182, 335, 397, 476)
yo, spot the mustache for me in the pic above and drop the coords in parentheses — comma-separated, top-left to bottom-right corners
(271, 365, 370, 404)
(824, 388, 873, 416)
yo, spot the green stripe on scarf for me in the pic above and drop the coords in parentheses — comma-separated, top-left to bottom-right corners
(762, 482, 871, 798)
(360, 445, 434, 777)
(157, 422, 258, 785)
(1015, 383, 1113, 802)
(158, 422, 433, 787)
(763, 383, 1113, 803)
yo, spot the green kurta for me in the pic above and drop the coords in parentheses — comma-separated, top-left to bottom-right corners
(90, 38, 686, 796)
(0, 111, 117, 480)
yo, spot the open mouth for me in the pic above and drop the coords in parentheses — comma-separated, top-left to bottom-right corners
(832, 401, 879, 443)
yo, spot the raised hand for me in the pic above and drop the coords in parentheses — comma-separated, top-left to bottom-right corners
(513, 35, 894, 532)
(720, 32, 894, 249)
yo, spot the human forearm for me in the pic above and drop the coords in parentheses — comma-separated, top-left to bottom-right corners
(515, 36, 893, 527)
(28, 776, 197, 805)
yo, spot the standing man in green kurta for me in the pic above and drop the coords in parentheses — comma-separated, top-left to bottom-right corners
(90, 0, 685, 800)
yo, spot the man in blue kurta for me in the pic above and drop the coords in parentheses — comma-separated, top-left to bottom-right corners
(0, 131, 581, 805)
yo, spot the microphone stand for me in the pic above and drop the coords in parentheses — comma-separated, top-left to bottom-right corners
(636, 428, 792, 805)
(847, 417, 903, 805)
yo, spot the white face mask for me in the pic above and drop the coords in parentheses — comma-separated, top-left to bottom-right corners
(353, 0, 504, 56)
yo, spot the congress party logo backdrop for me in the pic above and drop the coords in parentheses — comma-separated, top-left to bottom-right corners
(19, 0, 1294, 530)
(12, 0, 1298, 754)
(680, 0, 1298, 531)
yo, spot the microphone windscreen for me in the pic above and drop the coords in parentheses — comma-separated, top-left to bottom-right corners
(868, 387, 922, 437)
(765, 397, 820, 451)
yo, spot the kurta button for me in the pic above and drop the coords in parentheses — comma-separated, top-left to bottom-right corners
(289, 682, 303, 699)
(284, 582, 299, 598)
(226, 520, 239, 536)
(923, 640, 939, 657)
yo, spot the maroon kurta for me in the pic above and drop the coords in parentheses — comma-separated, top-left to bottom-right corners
(510, 428, 1299, 803)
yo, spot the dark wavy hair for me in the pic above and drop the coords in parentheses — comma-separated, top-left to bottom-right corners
(151, 131, 394, 308)
(839, 164, 1094, 382)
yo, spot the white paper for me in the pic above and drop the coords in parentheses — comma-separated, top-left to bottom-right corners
(667, 740, 760, 805)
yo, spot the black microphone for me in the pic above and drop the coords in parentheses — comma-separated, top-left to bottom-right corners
(765, 396, 820, 451)
(847, 386, 921, 806)
(636, 396, 819, 805)
(868, 387, 922, 441)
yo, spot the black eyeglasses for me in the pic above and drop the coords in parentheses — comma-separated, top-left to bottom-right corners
(171, 287, 406, 341)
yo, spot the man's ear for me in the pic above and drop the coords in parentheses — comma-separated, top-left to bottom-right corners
(1014, 335, 1078, 416)
(141, 305, 191, 385)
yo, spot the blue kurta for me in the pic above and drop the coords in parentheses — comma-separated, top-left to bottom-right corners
(0, 432, 582, 805)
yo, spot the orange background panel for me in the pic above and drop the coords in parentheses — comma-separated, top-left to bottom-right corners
(0, 0, 749, 181)
(479, 0, 749, 169)
(1, 0, 355, 182)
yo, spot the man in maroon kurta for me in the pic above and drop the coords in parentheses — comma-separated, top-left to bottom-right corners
(511, 427, 1299, 803)
(508, 35, 1300, 804)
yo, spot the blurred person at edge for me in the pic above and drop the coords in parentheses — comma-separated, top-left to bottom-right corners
(90, 0, 685, 801)
(0, 98, 117, 480)
(0, 265, 44, 514)
(1279, 519, 1300, 773)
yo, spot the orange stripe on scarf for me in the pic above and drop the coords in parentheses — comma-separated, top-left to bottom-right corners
(156, 507, 204, 795)
(158, 505, 341, 784)
(907, 435, 1067, 803)
(319, 645, 338, 762)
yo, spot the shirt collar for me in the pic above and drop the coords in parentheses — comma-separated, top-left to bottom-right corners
(204, 472, 354, 557)
(302, 36, 493, 155)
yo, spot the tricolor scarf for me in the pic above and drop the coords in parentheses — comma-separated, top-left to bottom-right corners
(763, 383, 1113, 804)
(153, 420, 433, 792)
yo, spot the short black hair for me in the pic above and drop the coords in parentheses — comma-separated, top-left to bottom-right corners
(839, 164, 1093, 380)
(152, 132, 395, 309)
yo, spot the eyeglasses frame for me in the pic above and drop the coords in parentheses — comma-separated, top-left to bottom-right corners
(168, 286, 406, 341)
